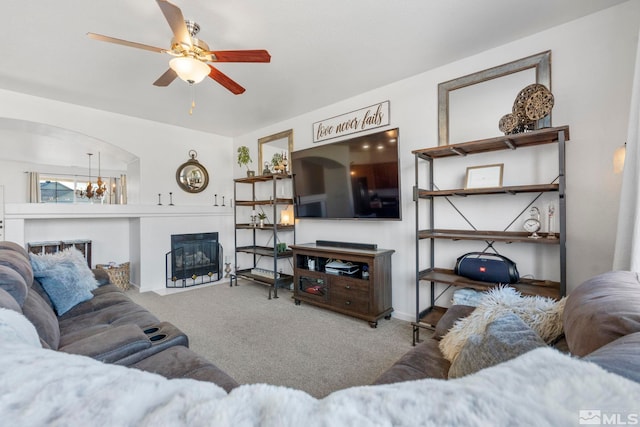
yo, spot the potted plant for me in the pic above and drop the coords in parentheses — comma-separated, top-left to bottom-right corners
(258, 212, 267, 227)
(271, 152, 283, 173)
(237, 146, 254, 177)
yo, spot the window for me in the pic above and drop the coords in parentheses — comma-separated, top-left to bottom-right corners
(40, 178, 76, 203)
(39, 174, 121, 204)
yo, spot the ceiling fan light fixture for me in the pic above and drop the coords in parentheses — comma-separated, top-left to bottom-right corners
(169, 56, 210, 84)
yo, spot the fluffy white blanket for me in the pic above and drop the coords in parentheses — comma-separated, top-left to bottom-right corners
(1, 308, 639, 427)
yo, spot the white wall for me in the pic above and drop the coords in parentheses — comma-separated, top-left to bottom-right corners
(0, 90, 236, 292)
(234, 2, 640, 321)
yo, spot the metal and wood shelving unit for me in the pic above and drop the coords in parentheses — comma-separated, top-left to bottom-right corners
(412, 126, 569, 344)
(233, 174, 295, 299)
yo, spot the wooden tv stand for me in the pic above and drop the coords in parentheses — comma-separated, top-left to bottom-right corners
(290, 243, 394, 328)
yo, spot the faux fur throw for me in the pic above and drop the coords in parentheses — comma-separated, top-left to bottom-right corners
(0, 308, 41, 348)
(3, 309, 639, 427)
(440, 286, 565, 362)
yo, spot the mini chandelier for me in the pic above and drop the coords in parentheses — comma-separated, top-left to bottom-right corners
(76, 152, 107, 201)
(169, 56, 210, 84)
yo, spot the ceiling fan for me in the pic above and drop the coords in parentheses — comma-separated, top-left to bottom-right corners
(87, 0, 270, 95)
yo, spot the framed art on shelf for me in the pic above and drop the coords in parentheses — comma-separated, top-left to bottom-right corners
(464, 164, 504, 189)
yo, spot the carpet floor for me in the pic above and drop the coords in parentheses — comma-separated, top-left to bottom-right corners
(126, 280, 414, 397)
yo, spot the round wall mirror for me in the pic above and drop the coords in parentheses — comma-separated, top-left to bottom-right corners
(176, 150, 209, 193)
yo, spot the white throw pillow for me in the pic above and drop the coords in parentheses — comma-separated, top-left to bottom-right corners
(440, 286, 565, 362)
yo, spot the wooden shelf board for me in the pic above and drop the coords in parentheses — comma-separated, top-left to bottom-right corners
(412, 126, 569, 159)
(418, 229, 560, 244)
(235, 198, 294, 206)
(417, 183, 559, 198)
(419, 268, 560, 300)
(236, 245, 293, 258)
(235, 268, 293, 287)
(235, 223, 295, 231)
(413, 305, 447, 329)
(234, 174, 293, 183)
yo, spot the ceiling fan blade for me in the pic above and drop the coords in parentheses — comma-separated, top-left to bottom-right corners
(156, 0, 192, 48)
(208, 50, 271, 63)
(208, 65, 245, 95)
(153, 68, 178, 87)
(87, 33, 166, 54)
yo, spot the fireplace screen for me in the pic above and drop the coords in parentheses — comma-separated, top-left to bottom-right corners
(167, 232, 222, 287)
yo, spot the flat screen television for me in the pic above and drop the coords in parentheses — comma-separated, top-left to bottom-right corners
(292, 128, 401, 220)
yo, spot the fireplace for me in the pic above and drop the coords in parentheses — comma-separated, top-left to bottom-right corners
(167, 232, 222, 287)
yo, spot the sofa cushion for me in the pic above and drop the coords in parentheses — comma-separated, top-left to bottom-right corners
(372, 339, 450, 385)
(0, 265, 29, 307)
(131, 345, 240, 393)
(563, 270, 640, 356)
(433, 305, 476, 340)
(583, 332, 640, 384)
(21, 290, 60, 350)
(92, 268, 111, 286)
(58, 302, 159, 338)
(0, 241, 30, 258)
(57, 288, 133, 321)
(448, 312, 546, 378)
(0, 251, 34, 291)
(0, 288, 22, 313)
(59, 324, 152, 364)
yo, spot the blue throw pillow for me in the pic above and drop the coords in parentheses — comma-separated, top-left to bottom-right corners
(30, 248, 97, 315)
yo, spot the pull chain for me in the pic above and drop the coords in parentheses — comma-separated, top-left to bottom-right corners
(189, 83, 196, 115)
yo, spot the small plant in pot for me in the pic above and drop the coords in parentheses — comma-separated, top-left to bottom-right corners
(258, 212, 267, 227)
(237, 146, 254, 177)
(271, 152, 283, 173)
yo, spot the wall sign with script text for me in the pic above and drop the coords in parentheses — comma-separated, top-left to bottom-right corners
(312, 101, 390, 143)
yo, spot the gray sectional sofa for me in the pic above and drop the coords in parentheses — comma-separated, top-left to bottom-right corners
(374, 270, 640, 386)
(0, 241, 238, 392)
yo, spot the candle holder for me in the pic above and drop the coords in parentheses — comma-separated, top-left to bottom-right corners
(547, 204, 557, 240)
(224, 263, 232, 278)
(157, 193, 162, 206)
(169, 192, 174, 206)
(214, 194, 218, 206)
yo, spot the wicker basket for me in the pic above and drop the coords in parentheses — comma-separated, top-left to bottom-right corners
(96, 262, 130, 290)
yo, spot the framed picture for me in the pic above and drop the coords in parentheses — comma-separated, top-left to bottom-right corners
(464, 164, 504, 189)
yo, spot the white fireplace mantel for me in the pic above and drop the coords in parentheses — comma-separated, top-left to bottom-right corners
(4, 203, 234, 293)
(4, 203, 232, 220)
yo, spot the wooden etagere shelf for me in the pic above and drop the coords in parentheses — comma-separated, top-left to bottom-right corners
(418, 229, 561, 245)
(412, 126, 569, 344)
(412, 126, 570, 159)
(233, 174, 295, 299)
(416, 183, 559, 198)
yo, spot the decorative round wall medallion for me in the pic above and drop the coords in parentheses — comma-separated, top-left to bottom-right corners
(498, 113, 518, 134)
(176, 150, 209, 193)
(524, 87, 554, 121)
(501, 83, 554, 135)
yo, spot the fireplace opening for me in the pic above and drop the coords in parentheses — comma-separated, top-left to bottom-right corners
(166, 232, 222, 287)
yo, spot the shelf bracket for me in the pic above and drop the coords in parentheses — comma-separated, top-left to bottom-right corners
(449, 147, 466, 156)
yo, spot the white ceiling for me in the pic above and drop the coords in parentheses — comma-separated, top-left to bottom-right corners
(0, 0, 628, 138)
